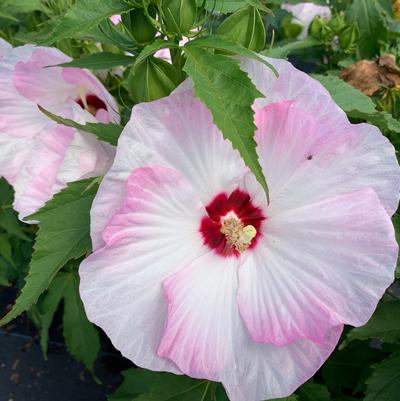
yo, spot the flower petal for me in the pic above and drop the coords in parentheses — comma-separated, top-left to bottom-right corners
(158, 252, 240, 380)
(12, 106, 115, 220)
(90, 89, 246, 250)
(255, 101, 400, 216)
(158, 251, 342, 400)
(0, 38, 11, 57)
(62, 67, 120, 123)
(12, 124, 74, 219)
(0, 132, 33, 185)
(242, 56, 348, 130)
(80, 166, 205, 373)
(0, 50, 50, 138)
(238, 189, 397, 346)
(282, 3, 331, 40)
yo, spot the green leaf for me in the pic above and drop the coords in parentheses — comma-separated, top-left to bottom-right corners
(42, 0, 133, 44)
(0, 234, 13, 266)
(0, 209, 30, 241)
(313, 74, 376, 114)
(313, 74, 400, 135)
(134, 39, 178, 68)
(62, 269, 100, 370)
(186, 35, 278, 76)
(341, 300, 400, 347)
(38, 106, 123, 146)
(37, 273, 67, 356)
(365, 353, 400, 401)
(0, 259, 11, 286)
(297, 382, 332, 401)
(202, 0, 248, 13)
(56, 52, 134, 70)
(108, 370, 232, 401)
(265, 37, 322, 59)
(0, 178, 98, 326)
(183, 47, 269, 201)
(322, 341, 382, 394)
(109, 369, 211, 401)
(348, 0, 388, 58)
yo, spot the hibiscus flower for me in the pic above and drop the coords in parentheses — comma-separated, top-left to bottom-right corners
(282, 2, 331, 40)
(0, 39, 119, 220)
(79, 57, 399, 401)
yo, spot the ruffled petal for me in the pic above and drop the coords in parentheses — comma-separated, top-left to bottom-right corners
(282, 3, 331, 40)
(242, 56, 348, 131)
(12, 124, 74, 219)
(157, 250, 342, 400)
(0, 53, 49, 138)
(237, 189, 397, 346)
(158, 252, 240, 380)
(90, 89, 246, 250)
(79, 166, 205, 373)
(0, 38, 12, 57)
(12, 105, 115, 220)
(255, 101, 400, 216)
(0, 132, 33, 185)
(223, 325, 342, 401)
(0, 44, 119, 138)
(61, 68, 120, 123)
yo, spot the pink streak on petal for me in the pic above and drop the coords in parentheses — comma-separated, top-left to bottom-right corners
(79, 166, 205, 375)
(102, 166, 203, 246)
(13, 125, 74, 219)
(13, 60, 76, 107)
(254, 99, 400, 217)
(237, 189, 398, 346)
(158, 252, 240, 380)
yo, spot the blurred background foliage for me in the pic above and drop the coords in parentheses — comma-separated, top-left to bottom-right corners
(0, 0, 399, 400)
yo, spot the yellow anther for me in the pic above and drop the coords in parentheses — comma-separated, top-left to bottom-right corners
(221, 218, 257, 253)
(241, 225, 257, 244)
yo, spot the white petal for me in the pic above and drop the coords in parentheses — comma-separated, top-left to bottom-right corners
(80, 166, 205, 373)
(90, 89, 246, 249)
(237, 189, 397, 347)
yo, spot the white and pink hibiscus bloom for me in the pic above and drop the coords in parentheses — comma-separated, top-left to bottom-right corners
(0, 39, 119, 220)
(79, 57, 399, 401)
(282, 2, 332, 40)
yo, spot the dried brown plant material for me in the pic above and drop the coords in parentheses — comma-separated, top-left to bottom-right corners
(394, 0, 400, 20)
(340, 55, 400, 96)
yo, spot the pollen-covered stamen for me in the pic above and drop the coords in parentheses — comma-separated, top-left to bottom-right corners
(200, 189, 265, 257)
(220, 214, 257, 253)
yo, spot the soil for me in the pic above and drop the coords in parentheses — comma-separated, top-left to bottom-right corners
(0, 286, 132, 401)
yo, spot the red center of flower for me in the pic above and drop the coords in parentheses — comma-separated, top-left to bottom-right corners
(76, 94, 107, 116)
(199, 189, 266, 257)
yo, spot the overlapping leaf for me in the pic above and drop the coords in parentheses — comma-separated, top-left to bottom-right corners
(0, 179, 98, 326)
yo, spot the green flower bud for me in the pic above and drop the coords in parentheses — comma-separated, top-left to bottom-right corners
(162, 0, 197, 35)
(339, 23, 359, 54)
(127, 56, 183, 103)
(309, 15, 331, 41)
(328, 14, 346, 33)
(217, 6, 266, 52)
(122, 8, 157, 46)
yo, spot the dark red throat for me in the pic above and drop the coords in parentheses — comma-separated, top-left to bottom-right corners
(199, 189, 266, 257)
(76, 94, 107, 115)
